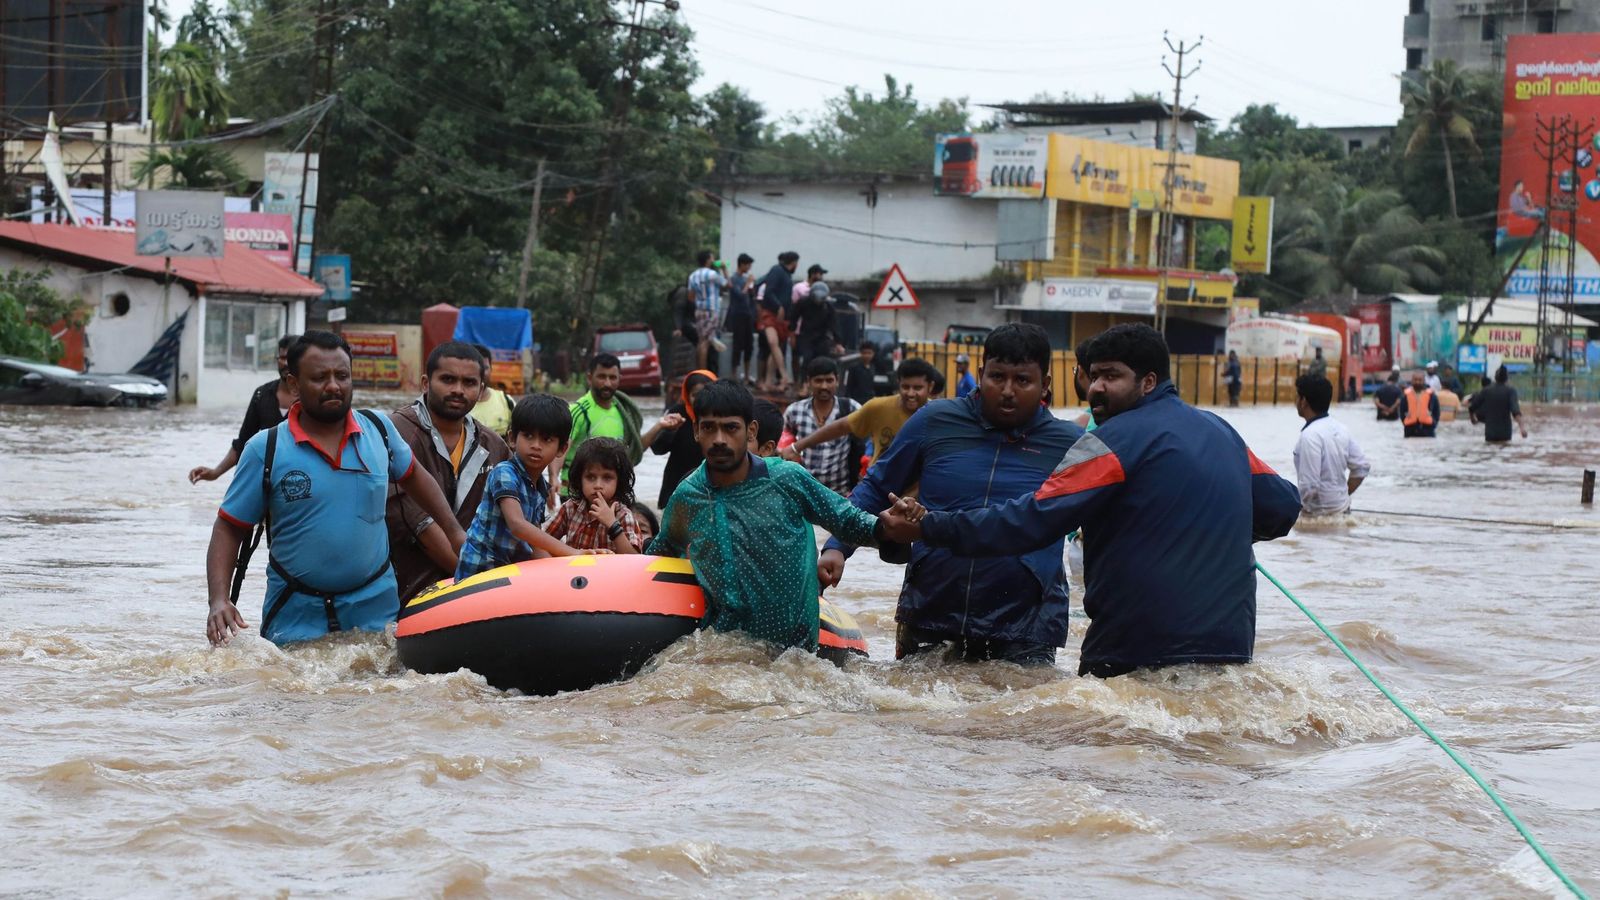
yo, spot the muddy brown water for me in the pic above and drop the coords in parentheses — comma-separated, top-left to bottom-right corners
(1, 398, 1597, 897)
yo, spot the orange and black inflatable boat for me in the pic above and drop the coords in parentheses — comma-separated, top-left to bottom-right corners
(396, 554, 867, 695)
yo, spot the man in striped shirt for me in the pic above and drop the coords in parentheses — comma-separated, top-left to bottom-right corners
(688, 249, 727, 372)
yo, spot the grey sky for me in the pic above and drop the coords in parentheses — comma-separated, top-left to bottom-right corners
(680, 0, 1405, 130)
(167, 0, 1406, 130)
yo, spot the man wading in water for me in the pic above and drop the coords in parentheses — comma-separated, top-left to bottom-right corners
(205, 332, 464, 646)
(385, 341, 511, 601)
(881, 324, 1301, 677)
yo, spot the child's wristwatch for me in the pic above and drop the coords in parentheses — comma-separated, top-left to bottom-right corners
(607, 521, 625, 541)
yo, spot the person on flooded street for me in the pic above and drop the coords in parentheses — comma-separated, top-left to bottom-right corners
(553, 353, 644, 505)
(1467, 365, 1529, 443)
(1400, 370, 1439, 438)
(1293, 372, 1369, 516)
(1223, 349, 1242, 407)
(953, 353, 977, 399)
(385, 341, 512, 601)
(781, 357, 937, 471)
(818, 324, 1083, 666)
(189, 334, 301, 484)
(469, 344, 515, 438)
(457, 395, 608, 579)
(783, 356, 860, 495)
(879, 324, 1301, 678)
(646, 369, 716, 508)
(648, 381, 897, 652)
(1373, 370, 1403, 421)
(205, 332, 465, 646)
(688, 250, 728, 373)
(726, 253, 758, 384)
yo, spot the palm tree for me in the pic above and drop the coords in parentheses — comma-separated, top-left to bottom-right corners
(1401, 60, 1482, 219)
(151, 41, 234, 140)
(132, 144, 248, 192)
(1334, 189, 1448, 294)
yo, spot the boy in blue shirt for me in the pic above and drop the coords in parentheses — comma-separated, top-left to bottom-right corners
(457, 394, 601, 579)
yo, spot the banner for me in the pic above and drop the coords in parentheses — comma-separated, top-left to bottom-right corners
(1045, 134, 1239, 220)
(263, 152, 319, 276)
(1230, 196, 1274, 273)
(934, 133, 1047, 198)
(135, 190, 225, 257)
(345, 330, 401, 388)
(1033, 278, 1157, 315)
(1497, 34, 1600, 300)
(1390, 302, 1457, 371)
(224, 213, 294, 268)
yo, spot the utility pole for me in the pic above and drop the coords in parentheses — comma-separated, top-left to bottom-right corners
(516, 157, 547, 309)
(1155, 32, 1200, 335)
(573, 0, 679, 354)
(1530, 114, 1567, 389)
(294, 0, 337, 282)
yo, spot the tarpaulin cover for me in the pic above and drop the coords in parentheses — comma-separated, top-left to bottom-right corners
(453, 306, 533, 351)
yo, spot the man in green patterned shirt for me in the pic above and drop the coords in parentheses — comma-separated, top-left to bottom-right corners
(648, 381, 895, 650)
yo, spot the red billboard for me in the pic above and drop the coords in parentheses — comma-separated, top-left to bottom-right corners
(1497, 34, 1600, 302)
(1356, 302, 1392, 374)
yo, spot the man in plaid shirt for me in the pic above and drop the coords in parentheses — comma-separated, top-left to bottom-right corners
(687, 249, 727, 372)
(784, 356, 859, 494)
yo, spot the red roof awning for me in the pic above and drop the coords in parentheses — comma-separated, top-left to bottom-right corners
(0, 222, 326, 298)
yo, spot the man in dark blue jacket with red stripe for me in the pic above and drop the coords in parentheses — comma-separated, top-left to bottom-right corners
(818, 324, 1083, 665)
(882, 324, 1301, 677)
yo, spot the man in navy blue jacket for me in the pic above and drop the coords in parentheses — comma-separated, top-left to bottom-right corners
(882, 324, 1301, 677)
(818, 324, 1083, 665)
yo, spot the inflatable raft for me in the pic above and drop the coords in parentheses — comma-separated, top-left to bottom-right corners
(396, 554, 868, 695)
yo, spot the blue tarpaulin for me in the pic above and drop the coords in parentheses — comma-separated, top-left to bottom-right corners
(452, 306, 533, 351)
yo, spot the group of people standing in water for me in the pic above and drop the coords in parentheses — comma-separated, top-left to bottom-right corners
(197, 321, 1304, 681)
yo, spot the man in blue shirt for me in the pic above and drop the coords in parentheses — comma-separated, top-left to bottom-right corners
(881, 324, 1301, 677)
(819, 324, 1083, 665)
(953, 353, 977, 399)
(687, 249, 727, 372)
(205, 331, 465, 646)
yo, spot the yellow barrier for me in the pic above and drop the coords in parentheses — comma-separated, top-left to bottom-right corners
(900, 342, 1339, 409)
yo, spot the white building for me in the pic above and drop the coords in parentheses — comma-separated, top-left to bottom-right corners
(714, 175, 1006, 343)
(0, 222, 323, 406)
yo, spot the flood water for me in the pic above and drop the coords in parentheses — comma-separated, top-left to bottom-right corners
(1, 394, 1597, 897)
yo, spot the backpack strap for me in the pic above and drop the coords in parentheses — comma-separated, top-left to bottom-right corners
(228, 423, 278, 606)
(356, 408, 392, 457)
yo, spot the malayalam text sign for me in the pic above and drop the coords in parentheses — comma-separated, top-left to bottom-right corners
(134, 190, 225, 257)
(1497, 34, 1600, 300)
(345, 330, 401, 388)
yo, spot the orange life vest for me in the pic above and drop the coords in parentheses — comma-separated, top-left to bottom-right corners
(1403, 387, 1435, 426)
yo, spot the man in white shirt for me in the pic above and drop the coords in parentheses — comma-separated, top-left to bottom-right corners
(1293, 373, 1371, 516)
(1424, 361, 1443, 393)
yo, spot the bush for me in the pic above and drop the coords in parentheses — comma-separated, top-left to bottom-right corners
(0, 270, 87, 363)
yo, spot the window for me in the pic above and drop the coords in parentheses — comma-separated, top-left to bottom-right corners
(1348, 139, 1364, 152)
(597, 330, 652, 353)
(1409, 0, 1425, 13)
(205, 300, 285, 371)
(107, 292, 130, 317)
(1481, 16, 1496, 41)
(1406, 48, 1424, 70)
(1536, 11, 1555, 33)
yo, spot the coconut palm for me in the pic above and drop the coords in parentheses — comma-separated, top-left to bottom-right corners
(1401, 59, 1482, 220)
(151, 41, 233, 140)
(1334, 189, 1448, 294)
(132, 144, 248, 192)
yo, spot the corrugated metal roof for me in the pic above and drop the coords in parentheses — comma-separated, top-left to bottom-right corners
(0, 222, 325, 298)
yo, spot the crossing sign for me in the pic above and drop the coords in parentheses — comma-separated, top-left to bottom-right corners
(872, 263, 920, 310)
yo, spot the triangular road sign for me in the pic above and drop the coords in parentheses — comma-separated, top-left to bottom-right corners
(872, 263, 920, 310)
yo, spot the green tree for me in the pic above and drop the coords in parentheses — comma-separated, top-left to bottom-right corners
(808, 75, 969, 175)
(1400, 60, 1483, 219)
(702, 83, 765, 177)
(0, 270, 88, 362)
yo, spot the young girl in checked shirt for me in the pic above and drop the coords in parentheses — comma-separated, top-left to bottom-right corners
(546, 437, 642, 553)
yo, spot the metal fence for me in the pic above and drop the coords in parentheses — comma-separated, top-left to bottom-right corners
(1511, 372, 1600, 403)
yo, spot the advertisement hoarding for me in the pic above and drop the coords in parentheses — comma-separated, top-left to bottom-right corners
(263, 152, 319, 275)
(134, 190, 225, 257)
(1039, 278, 1157, 315)
(1045, 134, 1239, 220)
(224, 213, 294, 268)
(1497, 34, 1600, 300)
(1390, 302, 1458, 371)
(1230, 196, 1274, 273)
(345, 330, 401, 388)
(1356, 302, 1392, 373)
(933, 133, 1047, 198)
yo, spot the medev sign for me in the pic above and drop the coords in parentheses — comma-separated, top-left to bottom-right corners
(345, 330, 401, 388)
(1039, 278, 1157, 315)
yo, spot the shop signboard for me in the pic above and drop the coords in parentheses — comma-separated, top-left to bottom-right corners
(1045, 134, 1239, 220)
(1356, 302, 1392, 373)
(345, 330, 401, 388)
(134, 190, 225, 257)
(223, 213, 294, 268)
(1497, 34, 1600, 301)
(1039, 278, 1157, 315)
(933, 133, 1047, 198)
(1229, 196, 1274, 273)
(264, 152, 319, 275)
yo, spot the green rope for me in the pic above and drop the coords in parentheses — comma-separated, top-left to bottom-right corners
(1255, 562, 1590, 900)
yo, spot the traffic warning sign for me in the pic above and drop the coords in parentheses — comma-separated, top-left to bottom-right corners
(872, 263, 920, 310)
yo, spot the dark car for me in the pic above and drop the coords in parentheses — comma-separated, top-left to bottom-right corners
(0, 356, 168, 407)
(592, 324, 662, 393)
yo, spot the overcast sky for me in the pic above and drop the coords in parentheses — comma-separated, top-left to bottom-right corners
(679, 0, 1405, 129)
(169, 0, 1405, 129)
